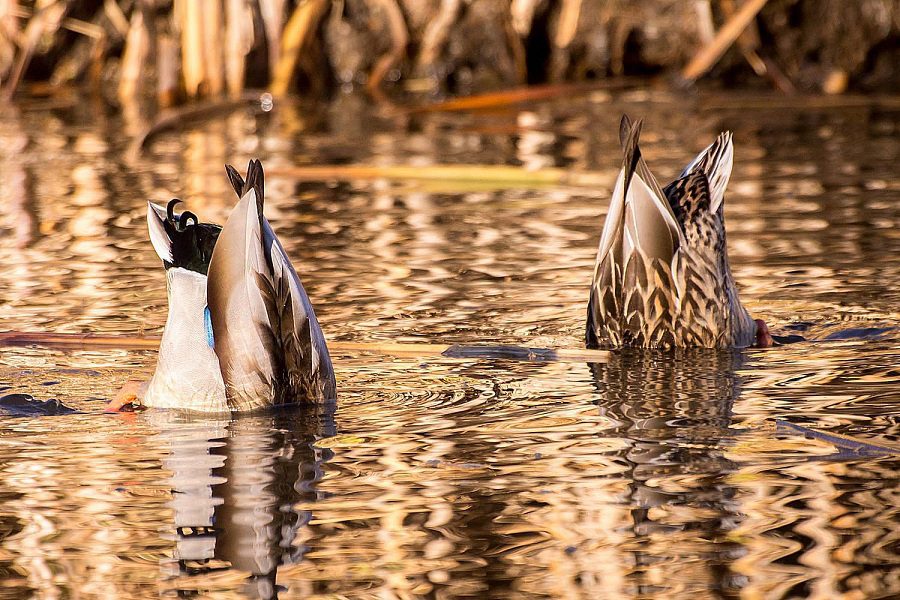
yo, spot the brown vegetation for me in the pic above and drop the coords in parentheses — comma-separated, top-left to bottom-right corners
(1, 0, 898, 105)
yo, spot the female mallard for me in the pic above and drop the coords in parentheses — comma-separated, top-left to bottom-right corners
(114, 160, 336, 412)
(586, 116, 772, 349)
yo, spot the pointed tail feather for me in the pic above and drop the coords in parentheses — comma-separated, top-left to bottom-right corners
(225, 159, 266, 217)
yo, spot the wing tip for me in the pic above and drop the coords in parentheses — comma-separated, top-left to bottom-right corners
(147, 201, 174, 263)
(621, 116, 644, 186)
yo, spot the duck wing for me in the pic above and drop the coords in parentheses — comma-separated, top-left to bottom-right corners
(663, 171, 728, 345)
(207, 163, 335, 411)
(679, 131, 733, 213)
(667, 133, 755, 347)
(587, 116, 684, 348)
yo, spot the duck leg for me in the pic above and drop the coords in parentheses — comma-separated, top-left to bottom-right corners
(106, 380, 148, 413)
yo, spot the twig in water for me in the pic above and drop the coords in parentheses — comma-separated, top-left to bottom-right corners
(0, 331, 609, 364)
(405, 80, 638, 113)
(264, 163, 612, 188)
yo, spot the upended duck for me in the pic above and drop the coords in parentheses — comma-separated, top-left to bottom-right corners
(586, 116, 773, 349)
(112, 160, 336, 412)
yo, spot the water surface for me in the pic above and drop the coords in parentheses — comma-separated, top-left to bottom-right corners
(0, 90, 898, 598)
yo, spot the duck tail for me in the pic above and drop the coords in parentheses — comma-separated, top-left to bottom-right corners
(224, 159, 266, 218)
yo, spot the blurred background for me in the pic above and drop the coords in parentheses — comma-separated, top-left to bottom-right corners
(2, 0, 899, 107)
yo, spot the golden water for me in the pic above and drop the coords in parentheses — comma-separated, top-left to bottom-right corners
(0, 91, 898, 599)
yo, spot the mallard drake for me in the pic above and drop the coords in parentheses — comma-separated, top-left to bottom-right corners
(586, 116, 772, 349)
(129, 160, 336, 412)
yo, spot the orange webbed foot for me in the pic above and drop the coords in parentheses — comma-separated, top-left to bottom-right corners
(106, 380, 147, 413)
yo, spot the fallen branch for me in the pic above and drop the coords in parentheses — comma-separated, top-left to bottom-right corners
(0, 331, 609, 364)
(127, 93, 267, 160)
(681, 0, 769, 83)
(774, 420, 900, 456)
(405, 80, 638, 113)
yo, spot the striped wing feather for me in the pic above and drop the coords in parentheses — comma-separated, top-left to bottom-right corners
(588, 117, 754, 349)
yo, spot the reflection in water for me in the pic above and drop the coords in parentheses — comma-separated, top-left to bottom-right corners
(586, 352, 744, 597)
(157, 408, 335, 598)
(0, 94, 898, 598)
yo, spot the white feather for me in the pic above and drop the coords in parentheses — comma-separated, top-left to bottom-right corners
(147, 202, 174, 263)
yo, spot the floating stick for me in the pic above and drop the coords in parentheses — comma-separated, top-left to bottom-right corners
(0, 332, 609, 364)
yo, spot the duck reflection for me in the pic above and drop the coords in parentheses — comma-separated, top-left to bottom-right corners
(153, 406, 336, 598)
(589, 350, 745, 595)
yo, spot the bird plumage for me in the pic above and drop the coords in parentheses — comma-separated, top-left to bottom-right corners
(586, 116, 757, 349)
(144, 160, 336, 412)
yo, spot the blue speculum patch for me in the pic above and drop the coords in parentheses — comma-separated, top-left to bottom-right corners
(204, 305, 215, 348)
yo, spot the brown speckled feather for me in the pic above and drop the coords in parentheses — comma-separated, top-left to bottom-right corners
(587, 117, 756, 349)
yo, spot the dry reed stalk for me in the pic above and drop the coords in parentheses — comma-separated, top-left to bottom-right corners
(694, 0, 715, 45)
(258, 0, 285, 80)
(157, 33, 179, 106)
(510, 0, 540, 37)
(176, 0, 204, 97)
(271, 0, 328, 96)
(201, 0, 225, 96)
(6, 2, 104, 38)
(103, 0, 129, 38)
(0, 1, 15, 83)
(1, 1, 65, 100)
(48, 7, 111, 87)
(415, 0, 459, 72)
(554, 0, 582, 49)
(225, 0, 252, 98)
(0, 332, 610, 364)
(117, 9, 148, 102)
(366, 0, 408, 96)
(720, 0, 795, 93)
(681, 0, 769, 82)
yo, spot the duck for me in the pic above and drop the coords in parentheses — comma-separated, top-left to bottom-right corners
(111, 160, 336, 412)
(586, 115, 772, 349)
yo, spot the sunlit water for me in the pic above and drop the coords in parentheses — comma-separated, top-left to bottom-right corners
(0, 90, 898, 599)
